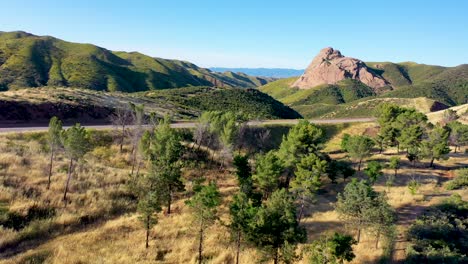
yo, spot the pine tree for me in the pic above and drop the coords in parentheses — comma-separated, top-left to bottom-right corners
(421, 125, 451, 168)
(364, 161, 383, 185)
(47, 116, 62, 189)
(252, 151, 283, 200)
(186, 182, 221, 264)
(137, 191, 162, 248)
(61, 124, 90, 203)
(149, 116, 184, 214)
(277, 120, 324, 186)
(229, 192, 257, 264)
(335, 179, 377, 242)
(307, 232, 357, 264)
(290, 153, 326, 222)
(345, 135, 374, 171)
(247, 189, 306, 264)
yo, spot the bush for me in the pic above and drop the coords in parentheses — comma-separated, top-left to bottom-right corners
(446, 168, 468, 190)
(0, 205, 56, 231)
(406, 194, 468, 263)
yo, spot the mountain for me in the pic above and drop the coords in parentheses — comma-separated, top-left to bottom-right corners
(209, 67, 304, 78)
(292, 47, 389, 92)
(0, 31, 272, 92)
(260, 47, 467, 118)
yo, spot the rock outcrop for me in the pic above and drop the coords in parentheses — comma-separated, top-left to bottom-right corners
(292, 47, 388, 91)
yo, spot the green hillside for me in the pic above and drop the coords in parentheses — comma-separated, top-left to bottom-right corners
(260, 61, 467, 118)
(0, 31, 271, 92)
(0, 86, 301, 124)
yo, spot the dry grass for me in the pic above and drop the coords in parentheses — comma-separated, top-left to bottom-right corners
(0, 128, 466, 264)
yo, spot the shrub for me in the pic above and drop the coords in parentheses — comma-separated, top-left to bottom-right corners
(445, 168, 468, 190)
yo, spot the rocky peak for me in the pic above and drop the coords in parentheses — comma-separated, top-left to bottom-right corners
(292, 47, 388, 91)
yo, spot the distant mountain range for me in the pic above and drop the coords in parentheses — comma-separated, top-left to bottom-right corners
(209, 67, 304, 78)
(0, 31, 274, 92)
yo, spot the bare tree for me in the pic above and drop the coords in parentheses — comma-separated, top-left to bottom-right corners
(129, 103, 145, 176)
(110, 105, 133, 153)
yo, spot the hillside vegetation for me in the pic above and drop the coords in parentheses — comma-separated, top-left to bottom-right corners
(0, 105, 466, 263)
(0, 31, 271, 92)
(0, 86, 300, 124)
(259, 62, 467, 118)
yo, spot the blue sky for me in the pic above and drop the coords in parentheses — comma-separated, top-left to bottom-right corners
(1, 0, 467, 68)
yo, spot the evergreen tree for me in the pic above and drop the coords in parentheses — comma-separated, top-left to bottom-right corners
(340, 133, 351, 153)
(233, 154, 254, 197)
(344, 135, 374, 171)
(229, 192, 257, 264)
(388, 156, 401, 178)
(307, 232, 357, 264)
(61, 124, 90, 203)
(247, 189, 306, 264)
(421, 125, 451, 168)
(335, 179, 377, 242)
(277, 120, 324, 185)
(365, 194, 395, 249)
(149, 116, 184, 214)
(137, 191, 162, 248)
(447, 121, 468, 153)
(253, 151, 283, 200)
(290, 153, 327, 222)
(186, 182, 221, 264)
(364, 161, 383, 185)
(47, 116, 63, 189)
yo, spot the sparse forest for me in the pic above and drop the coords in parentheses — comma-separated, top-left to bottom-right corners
(0, 105, 467, 264)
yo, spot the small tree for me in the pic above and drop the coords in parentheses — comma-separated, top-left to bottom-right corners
(307, 232, 357, 264)
(345, 135, 375, 171)
(137, 191, 162, 248)
(327, 160, 355, 183)
(277, 120, 324, 185)
(388, 156, 400, 178)
(386, 156, 400, 188)
(186, 182, 221, 264)
(247, 189, 306, 264)
(421, 125, 451, 168)
(252, 151, 283, 200)
(290, 153, 326, 222)
(364, 161, 383, 185)
(336, 179, 377, 242)
(47, 116, 63, 189)
(442, 109, 459, 124)
(129, 103, 145, 175)
(149, 116, 184, 214)
(366, 194, 395, 249)
(447, 121, 468, 153)
(229, 192, 257, 264)
(233, 155, 254, 197)
(61, 124, 90, 203)
(340, 133, 351, 153)
(110, 105, 133, 153)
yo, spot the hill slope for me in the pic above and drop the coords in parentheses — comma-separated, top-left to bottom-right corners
(0, 86, 301, 124)
(0, 31, 271, 92)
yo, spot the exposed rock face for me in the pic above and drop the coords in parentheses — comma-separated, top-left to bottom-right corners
(292, 47, 388, 91)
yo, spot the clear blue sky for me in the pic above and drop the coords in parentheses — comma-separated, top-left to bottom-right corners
(1, 0, 467, 68)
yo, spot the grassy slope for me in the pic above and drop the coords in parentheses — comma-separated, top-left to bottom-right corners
(0, 31, 271, 92)
(0, 86, 301, 123)
(0, 124, 466, 264)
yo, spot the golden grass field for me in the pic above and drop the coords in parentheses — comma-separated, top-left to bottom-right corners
(0, 122, 466, 264)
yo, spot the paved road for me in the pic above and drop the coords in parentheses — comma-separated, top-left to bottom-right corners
(0, 117, 375, 134)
